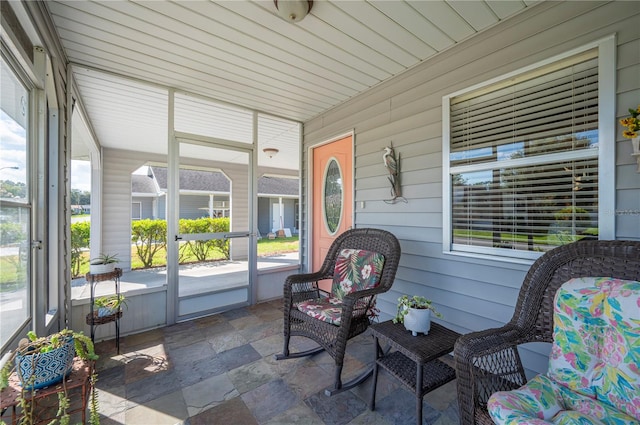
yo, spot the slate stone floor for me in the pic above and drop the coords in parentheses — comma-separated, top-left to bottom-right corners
(90, 299, 459, 424)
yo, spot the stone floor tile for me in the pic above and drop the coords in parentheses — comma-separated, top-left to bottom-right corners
(188, 396, 257, 425)
(125, 389, 188, 425)
(217, 343, 262, 371)
(95, 364, 126, 390)
(201, 320, 235, 337)
(192, 313, 226, 329)
(242, 378, 299, 423)
(208, 329, 249, 353)
(125, 368, 180, 405)
(123, 346, 171, 384)
(305, 389, 368, 425)
(247, 303, 283, 322)
(173, 352, 227, 387)
(169, 338, 216, 364)
(230, 314, 265, 331)
(182, 372, 239, 417)
(265, 401, 325, 425)
(346, 409, 393, 425)
(228, 358, 279, 394)
(373, 388, 441, 425)
(283, 360, 335, 400)
(423, 379, 457, 411)
(221, 308, 251, 320)
(251, 333, 283, 357)
(121, 328, 165, 349)
(239, 319, 282, 343)
(96, 386, 127, 420)
(352, 369, 400, 405)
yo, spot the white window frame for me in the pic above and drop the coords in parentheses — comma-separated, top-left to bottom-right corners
(442, 36, 616, 263)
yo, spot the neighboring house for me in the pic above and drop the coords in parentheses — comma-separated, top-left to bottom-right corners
(131, 166, 298, 236)
(70, 205, 90, 215)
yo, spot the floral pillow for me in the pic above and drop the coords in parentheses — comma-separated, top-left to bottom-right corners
(331, 249, 385, 300)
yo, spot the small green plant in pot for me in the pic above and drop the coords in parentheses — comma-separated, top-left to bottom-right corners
(0, 329, 100, 424)
(393, 295, 442, 336)
(89, 253, 119, 275)
(93, 294, 127, 318)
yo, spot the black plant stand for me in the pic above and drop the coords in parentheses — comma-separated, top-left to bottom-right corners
(85, 268, 123, 353)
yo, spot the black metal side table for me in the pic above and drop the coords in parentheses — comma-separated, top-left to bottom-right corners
(369, 320, 460, 425)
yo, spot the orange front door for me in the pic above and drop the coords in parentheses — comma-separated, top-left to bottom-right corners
(312, 135, 353, 292)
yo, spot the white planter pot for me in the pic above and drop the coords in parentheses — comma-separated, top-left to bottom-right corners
(89, 263, 116, 275)
(403, 308, 431, 336)
(631, 137, 640, 172)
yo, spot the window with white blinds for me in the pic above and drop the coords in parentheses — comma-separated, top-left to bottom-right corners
(445, 50, 601, 258)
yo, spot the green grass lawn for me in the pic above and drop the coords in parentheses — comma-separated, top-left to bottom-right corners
(257, 236, 299, 256)
(452, 229, 595, 247)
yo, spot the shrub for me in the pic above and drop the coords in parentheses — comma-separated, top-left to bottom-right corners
(131, 219, 167, 268)
(179, 217, 230, 261)
(70, 221, 91, 276)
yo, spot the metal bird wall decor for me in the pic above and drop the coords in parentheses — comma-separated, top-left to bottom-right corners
(382, 142, 406, 204)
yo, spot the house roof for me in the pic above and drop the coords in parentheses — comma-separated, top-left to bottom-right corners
(131, 174, 158, 194)
(258, 176, 298, 197)
(138, 166, 298, 197)
(151, 166, 230, 193)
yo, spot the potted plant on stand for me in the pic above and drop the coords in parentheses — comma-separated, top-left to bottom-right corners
(393, 295, 443, 336)
(92, 294, 127, 318)
(0, 329, 100, 424)
(619, 104, 640, 171)
(89, 253, 119, 275)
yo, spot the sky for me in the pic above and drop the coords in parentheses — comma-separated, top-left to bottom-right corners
(71, 160, 91, 192)
(0, 110, 27, 184)
(2, 109, 91, 192)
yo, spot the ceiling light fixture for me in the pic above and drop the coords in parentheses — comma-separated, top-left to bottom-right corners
(274, 0, 313, 23)
(263, 148, 279, 158)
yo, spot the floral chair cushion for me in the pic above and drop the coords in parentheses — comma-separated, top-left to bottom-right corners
(488, 277, 640, 424)
(331, 249, 385, 300)
(487, 374, 638, 425)
(295, 249, 385, 326)
(296, 296, 372, 326)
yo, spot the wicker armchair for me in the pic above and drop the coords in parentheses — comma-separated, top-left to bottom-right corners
(454, 240, 640, 425)
(275, 228, 401, 396)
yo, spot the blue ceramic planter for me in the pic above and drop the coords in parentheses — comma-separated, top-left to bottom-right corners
(15, 337, 75, 390)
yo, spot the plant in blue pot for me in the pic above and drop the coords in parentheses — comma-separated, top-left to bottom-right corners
(93, 294, 127, 318)
(0, 328, 100, 424)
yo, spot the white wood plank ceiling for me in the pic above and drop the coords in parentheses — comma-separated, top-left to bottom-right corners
(47, 0, 534, 168)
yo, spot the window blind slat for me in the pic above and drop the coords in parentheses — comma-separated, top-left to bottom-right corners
(450, 53, 599, 257)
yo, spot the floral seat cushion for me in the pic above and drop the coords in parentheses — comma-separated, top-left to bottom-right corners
(296, 249, 385, 326)
(488, 277, 640, 425)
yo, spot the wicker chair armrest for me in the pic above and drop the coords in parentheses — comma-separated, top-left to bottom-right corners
(455, 324, 529, 383)
(337, 286, 387, 327)
(455, 325, 528, 425)
(340, 286, 387, 305)
(283, 272, 332, 306)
